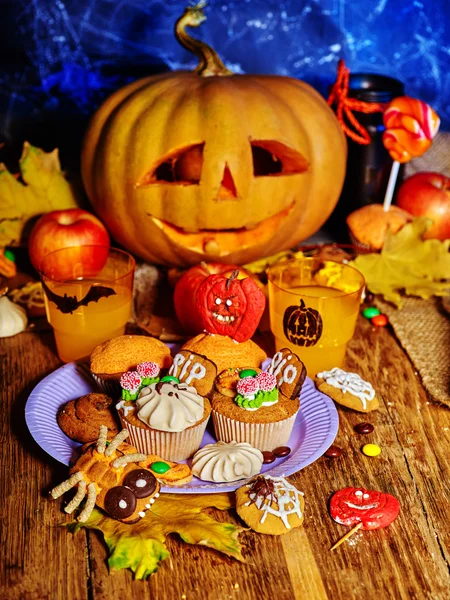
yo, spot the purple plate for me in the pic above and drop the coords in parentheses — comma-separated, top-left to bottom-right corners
(25, 361, 338, 493)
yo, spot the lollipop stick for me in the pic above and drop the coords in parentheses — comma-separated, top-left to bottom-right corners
(383, 160, 400, 212)
(330, 522, 363, 551)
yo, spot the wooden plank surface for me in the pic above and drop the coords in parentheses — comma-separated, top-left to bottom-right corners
(1, 316, 449, 600)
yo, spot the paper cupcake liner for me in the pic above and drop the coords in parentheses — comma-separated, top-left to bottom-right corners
(211, 410, 298, 452)
(91, 374, 121, 398)
(118, 414, 210, 461)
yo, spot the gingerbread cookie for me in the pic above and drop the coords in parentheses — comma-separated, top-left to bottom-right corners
(215, 367, 262, 397)
(267, 349, 306, 400)
(168, 350, 217, 396)
(315, 368, 379, 412)
(57, 393, 120, 443)
(51, 428, 160, 523)
(236, 475, 305, 535)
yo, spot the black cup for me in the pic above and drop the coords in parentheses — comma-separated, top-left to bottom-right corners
(327, 73, 405, 237)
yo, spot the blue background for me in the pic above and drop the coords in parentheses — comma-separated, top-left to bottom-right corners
(1, 0, 449, 166)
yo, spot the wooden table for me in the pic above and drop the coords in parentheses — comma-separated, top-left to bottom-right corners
(1, 311, 450, 600)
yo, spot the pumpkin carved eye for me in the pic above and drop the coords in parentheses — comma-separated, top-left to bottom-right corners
(141, 143, 205, 186)
(251, 140, 309, 177)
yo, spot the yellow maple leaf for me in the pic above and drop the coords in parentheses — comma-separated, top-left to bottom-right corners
(0, 142, 80, 246)
(351, 218, 450, 307)
(67, 492, 245, 579)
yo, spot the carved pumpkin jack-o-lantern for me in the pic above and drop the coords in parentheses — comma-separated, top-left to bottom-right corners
(82, 3, 347, 267)
(283, 299, 323, 347)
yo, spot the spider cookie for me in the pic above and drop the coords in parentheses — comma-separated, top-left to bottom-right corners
(51, 427, 160, 523)
(315, 368, 379, 412)
(236, 475, 305, 535)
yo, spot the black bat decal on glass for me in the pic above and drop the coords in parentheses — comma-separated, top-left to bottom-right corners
(42, 279, 116, 314)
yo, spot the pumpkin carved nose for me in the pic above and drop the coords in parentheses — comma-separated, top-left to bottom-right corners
(217, 164, 238, 200)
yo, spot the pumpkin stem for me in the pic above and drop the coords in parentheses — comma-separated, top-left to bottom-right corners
(226, 269, 240, 290)
(175, 2, 233, 77)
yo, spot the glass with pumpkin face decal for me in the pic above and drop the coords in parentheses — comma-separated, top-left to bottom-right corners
(267, 258, 365, 377)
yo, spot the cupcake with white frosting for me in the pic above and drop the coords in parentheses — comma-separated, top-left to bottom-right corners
(192, 441, 263, 482)
(117, 380, 211, 461)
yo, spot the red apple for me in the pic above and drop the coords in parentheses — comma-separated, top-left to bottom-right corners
(396, 172, 450, 240)
(28, 208, 110, 276)
(174, 262, 259, 334)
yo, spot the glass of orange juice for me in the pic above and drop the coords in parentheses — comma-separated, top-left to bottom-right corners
(267, 257, 365, 377)
(40, 246, 135, 363)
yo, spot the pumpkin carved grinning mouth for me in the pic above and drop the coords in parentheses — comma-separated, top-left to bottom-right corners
(146, 202, 296, 234)
(212, 312, 235, 323)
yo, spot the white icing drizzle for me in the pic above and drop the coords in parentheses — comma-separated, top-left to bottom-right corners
(316, 367, 375, 410)
(186, 362, 206, 384)
(169, 353, 185, 378)
(192, 441, 263, 482)
(169, 353, 206, 384)
(244, 476, 304, 529)
(116, 400, 135, 417)
(267, 351, 298, 386)
(138, 511, 146, 518)
(282, 364, 297, 385)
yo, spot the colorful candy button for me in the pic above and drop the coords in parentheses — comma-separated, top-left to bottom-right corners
(325, 445, 342, 458)
(362, 307, 380, 319)
(362, 443, 381, 457)
(239, 369, 258, 379)
(151, 461, 171, 474)
(354, 422, 374, 435)
(372, 314, 388, 327)
(262, 451, 276, 464)
(160, 375, 180, 383)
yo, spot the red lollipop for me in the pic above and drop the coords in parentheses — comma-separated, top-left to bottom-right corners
(329, 486, 400, 550)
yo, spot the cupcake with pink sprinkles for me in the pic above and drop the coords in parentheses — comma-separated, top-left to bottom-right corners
(136, 362, 160, 385)
(120, 371, 143, 401)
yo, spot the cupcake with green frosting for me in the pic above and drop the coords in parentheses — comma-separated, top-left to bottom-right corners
(235, 373, 278, 410)
(211, 368, 301, 452)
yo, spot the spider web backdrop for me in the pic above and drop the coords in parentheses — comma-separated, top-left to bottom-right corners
(1, 0, 449, 166)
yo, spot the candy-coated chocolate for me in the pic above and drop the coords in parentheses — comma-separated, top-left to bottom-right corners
(325, 445, 342, 458)
(239, 369, 258, 379)
(262, 451, 276, 464)
(273, 446, 291, 458)
(372, 314, 388, 327)
(362, 307, 380, 319)
(330, 486, 400, 529)
(362, 443, 381, 457)
(160, 375, 180, 383)
(365, 293, 375, 304)
(151, 461, 171, 474)
(354, 422, 374, 435)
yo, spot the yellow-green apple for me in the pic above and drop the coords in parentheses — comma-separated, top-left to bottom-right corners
(396, 172, 450, 240)
(28, 208, 110, 272)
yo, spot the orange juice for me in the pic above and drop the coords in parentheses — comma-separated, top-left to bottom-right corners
(267, 259, 365, 377)
(44, 279, 132, 363)
(40, 246, 135, 364)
